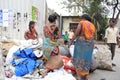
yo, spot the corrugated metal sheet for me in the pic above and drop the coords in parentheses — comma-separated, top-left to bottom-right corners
(0, 0, 46, 40)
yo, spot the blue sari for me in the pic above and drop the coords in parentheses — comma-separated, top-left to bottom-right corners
(72, 38, 94, 75)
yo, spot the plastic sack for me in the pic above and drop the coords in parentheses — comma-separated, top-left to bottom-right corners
(40, 68, 76, 80)
(61, 56, 75, 72)
(14, 48, 36, 58)
(93, 45, 113, 70)
(12, 58, 41, 76)
(6, 46, 19, 65)
(19, 38, 43, 49)
(45, 55, 63, 70)
(69, 45, 74, 57)
(59, 45, 70, 57)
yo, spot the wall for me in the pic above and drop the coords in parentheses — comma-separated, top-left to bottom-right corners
(62, 17, 80, 34)
(62, 18, 72, 33)
(0, 0, 47, 40)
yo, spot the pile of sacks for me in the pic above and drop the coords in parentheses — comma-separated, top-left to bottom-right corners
(2, 37, 114, 80)
(5, 39, 44, 78)
(3, 38, 76, 80)
(69, 44, 113, 71)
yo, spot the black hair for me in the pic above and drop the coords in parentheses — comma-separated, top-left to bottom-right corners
(109, 18, 116, 23)
(81, 14, 92, 22)
(29, 21, 35, 32)
(29, 21, 35, 26)
(48, 14, 57, 23)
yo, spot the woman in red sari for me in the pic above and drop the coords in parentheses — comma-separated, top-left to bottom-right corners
(41, 14, 61, 77)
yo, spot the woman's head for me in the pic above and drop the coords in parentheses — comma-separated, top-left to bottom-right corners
(48, 14, 57, 23)
(29, 21, 35, 31)
(81, 14, 92, 22)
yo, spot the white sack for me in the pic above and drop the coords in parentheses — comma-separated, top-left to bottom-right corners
(69, 45, 74, 57)
(6, 46, 19, 65)
(93, 45, 113, 70)
(41, 68, 76, 80)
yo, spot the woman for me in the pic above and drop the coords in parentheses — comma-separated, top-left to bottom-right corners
(24, 21, 38, 40)
(42, 14, 61, 76)
(68, 29, 74, 41)
(69, 14, 95, 80)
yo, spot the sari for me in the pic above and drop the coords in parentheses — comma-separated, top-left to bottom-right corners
(72, 20, 95, 76)
(43, 24, 60, 60)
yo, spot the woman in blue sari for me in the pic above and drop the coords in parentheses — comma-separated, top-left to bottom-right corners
(69, 14, 95, 80)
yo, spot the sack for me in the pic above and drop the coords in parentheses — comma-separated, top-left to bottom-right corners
(0, 41, 17, 56)
(45, 55, 63, 70)
(90, 58, 98, 73)
(12, 58, 41, 76)
(6, 46, 19, 65)
(69, 45, 74, 57)
(61, 56, 75, 71)
(59, 45, 70, 57)
(14, 48, 36, 58)
(93, 45, 113, 70)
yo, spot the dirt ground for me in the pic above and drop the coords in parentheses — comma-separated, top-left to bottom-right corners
(89, 46, 120, 80)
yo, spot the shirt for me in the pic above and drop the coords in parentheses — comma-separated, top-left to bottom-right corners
(105, 27, 119, 43)
(68, 31, 74, 39)
(25, 29, 37, 40)
(64, 34, 68, 41)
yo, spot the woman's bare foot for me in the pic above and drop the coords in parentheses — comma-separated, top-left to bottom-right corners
(40, 70, 48, 78)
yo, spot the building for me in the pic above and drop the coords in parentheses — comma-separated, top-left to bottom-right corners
(61, 16, 81, 34)
(0, 0, 47, 39)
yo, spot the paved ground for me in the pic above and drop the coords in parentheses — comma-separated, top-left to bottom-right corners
(89, 46, 120, 80)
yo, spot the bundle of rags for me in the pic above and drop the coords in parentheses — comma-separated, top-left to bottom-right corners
(0, 40, 18, 56)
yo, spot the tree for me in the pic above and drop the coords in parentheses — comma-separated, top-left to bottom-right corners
(61, 0, 109, 40)
(105, 0, 120, 18)
(61, 0, 120, 40)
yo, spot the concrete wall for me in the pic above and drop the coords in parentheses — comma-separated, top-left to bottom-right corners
(62, 17, 79, 34)
(62, 18, 72, 33)
(0, 0, 47, 40)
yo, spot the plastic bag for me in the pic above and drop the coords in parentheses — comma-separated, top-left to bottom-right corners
(93, 45, 113, 70)
(45, 55, 63, 70)
(6, 46, 19, 65)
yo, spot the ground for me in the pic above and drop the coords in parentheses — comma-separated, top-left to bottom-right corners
(89, 46, 120, 80)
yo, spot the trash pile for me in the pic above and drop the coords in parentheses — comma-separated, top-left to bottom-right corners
(0, 38, 76, 80)
(0, 38, 113, 80)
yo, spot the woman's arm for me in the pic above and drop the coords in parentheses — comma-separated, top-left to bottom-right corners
(35, 31, 38, 39)
(104, 29, 108, 43)
(57, 28, 60, 39)
(24, 32, 28, 40)
(71, 23, 81, 43)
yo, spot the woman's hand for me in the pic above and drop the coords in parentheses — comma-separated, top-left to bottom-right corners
(68, 42, 72, 48)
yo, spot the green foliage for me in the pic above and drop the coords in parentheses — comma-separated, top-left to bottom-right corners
(84, 0, 108, 40)
(62, 0, 109, 40)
